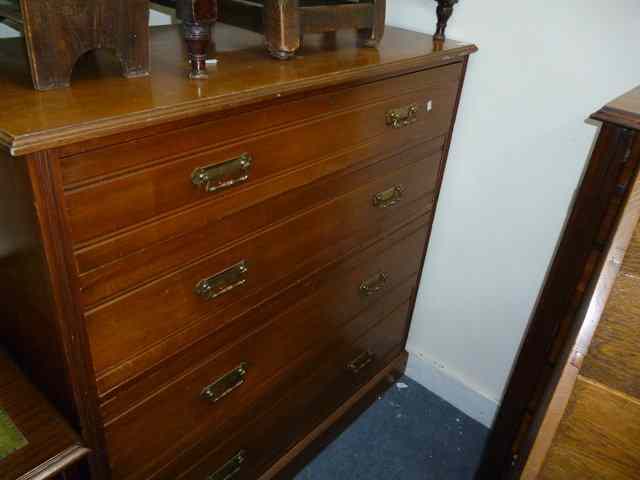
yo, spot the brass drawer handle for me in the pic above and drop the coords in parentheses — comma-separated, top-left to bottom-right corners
(192, 153, 253, 193)
(385, 104, 418, 129)
(347, 351, 376, 374)
(360, 272, 388, 296)
(195, 260, 248, 301)
(373, 185, 403, 209)
(207, 450, 246, 480)
(201, 363, 248, 403)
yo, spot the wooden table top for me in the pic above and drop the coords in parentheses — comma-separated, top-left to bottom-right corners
(0, 24, 476, 156)
(0, 349, 88, 480)
(593, 85, 640, 131)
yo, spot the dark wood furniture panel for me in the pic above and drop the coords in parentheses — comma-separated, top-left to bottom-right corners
(0, 23, 476, 480)
(477, 87, 640, 479)
(0, 349, 89, 480)
(531, 121, 640, 478)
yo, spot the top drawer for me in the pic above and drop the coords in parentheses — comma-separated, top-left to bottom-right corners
(61, 64, 463, 245)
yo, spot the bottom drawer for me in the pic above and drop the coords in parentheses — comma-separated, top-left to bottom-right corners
(176, 300, 412, 480)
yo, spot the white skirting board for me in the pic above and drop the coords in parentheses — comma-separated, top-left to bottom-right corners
(405, 349, 499, 428)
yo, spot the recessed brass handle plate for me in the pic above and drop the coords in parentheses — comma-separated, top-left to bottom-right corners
(207, 450, 246, 480)
(347, 350, 376, 374)
(373, 185, 404, 209)
(385, 104, 418, 129)
(201, 363, 248, 403)
(195, 260, 248, 301)
(359, 272, 388, 296)
(192, 153, 253, 193)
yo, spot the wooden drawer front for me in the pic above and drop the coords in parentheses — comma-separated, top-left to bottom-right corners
(97, 215, 429, 416)
(64, 76, 460, 245)
(171, 302, 411, 480)
(59, 64, 462, 186)
(104, 226, 426, 479)
(87, 153, 436, 382)
(77, 138, 443, 307)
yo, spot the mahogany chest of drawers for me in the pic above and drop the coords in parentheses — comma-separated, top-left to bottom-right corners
(0, 24, 476, 480)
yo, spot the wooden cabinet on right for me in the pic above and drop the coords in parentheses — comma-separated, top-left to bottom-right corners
(518, 87, 640, 479)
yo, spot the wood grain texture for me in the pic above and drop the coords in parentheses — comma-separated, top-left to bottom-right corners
(0, 150, 73, 414)
(96, 214, 430, 418)
(24, 153, 111, 480)
(580, 255, 640, 399)
(64, 82, 458, 244)
(0, 24, 476, 155)
(86, 156, 436, 385)
(540, 377, 640, 480)
(76, 140, 443, 307)
(165, 307, 410, 480)
(0, 349, 88, 480)
(619, 219, 640, 276)
(58, 64, 460, 186)
(104, 227, 424, 479)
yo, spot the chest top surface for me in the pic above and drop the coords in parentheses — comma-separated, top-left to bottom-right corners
(0, 24, 476, 156)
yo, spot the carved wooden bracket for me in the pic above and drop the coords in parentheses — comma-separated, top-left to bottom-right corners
(434, 0, 458, 42)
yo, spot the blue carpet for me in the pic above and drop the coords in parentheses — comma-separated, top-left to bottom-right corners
(295, 376, 488, 480)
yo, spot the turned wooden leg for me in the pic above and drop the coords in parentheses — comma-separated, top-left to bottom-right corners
(263, 0, 300, 60)
(177, 0, 218, 79)
(359, 0, 386, 47)
(434, 0, 458, 42)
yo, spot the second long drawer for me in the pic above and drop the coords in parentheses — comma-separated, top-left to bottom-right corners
(87, 149, 439, 392)
(103, 221, 429, 479)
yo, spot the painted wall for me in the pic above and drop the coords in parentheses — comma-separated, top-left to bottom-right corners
(388, 0, 640, 425)
(0, 23, 17, 38)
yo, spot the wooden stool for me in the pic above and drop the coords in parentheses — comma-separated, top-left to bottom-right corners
(0, 0, 150, 91)
(220, 0, 386, 59)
